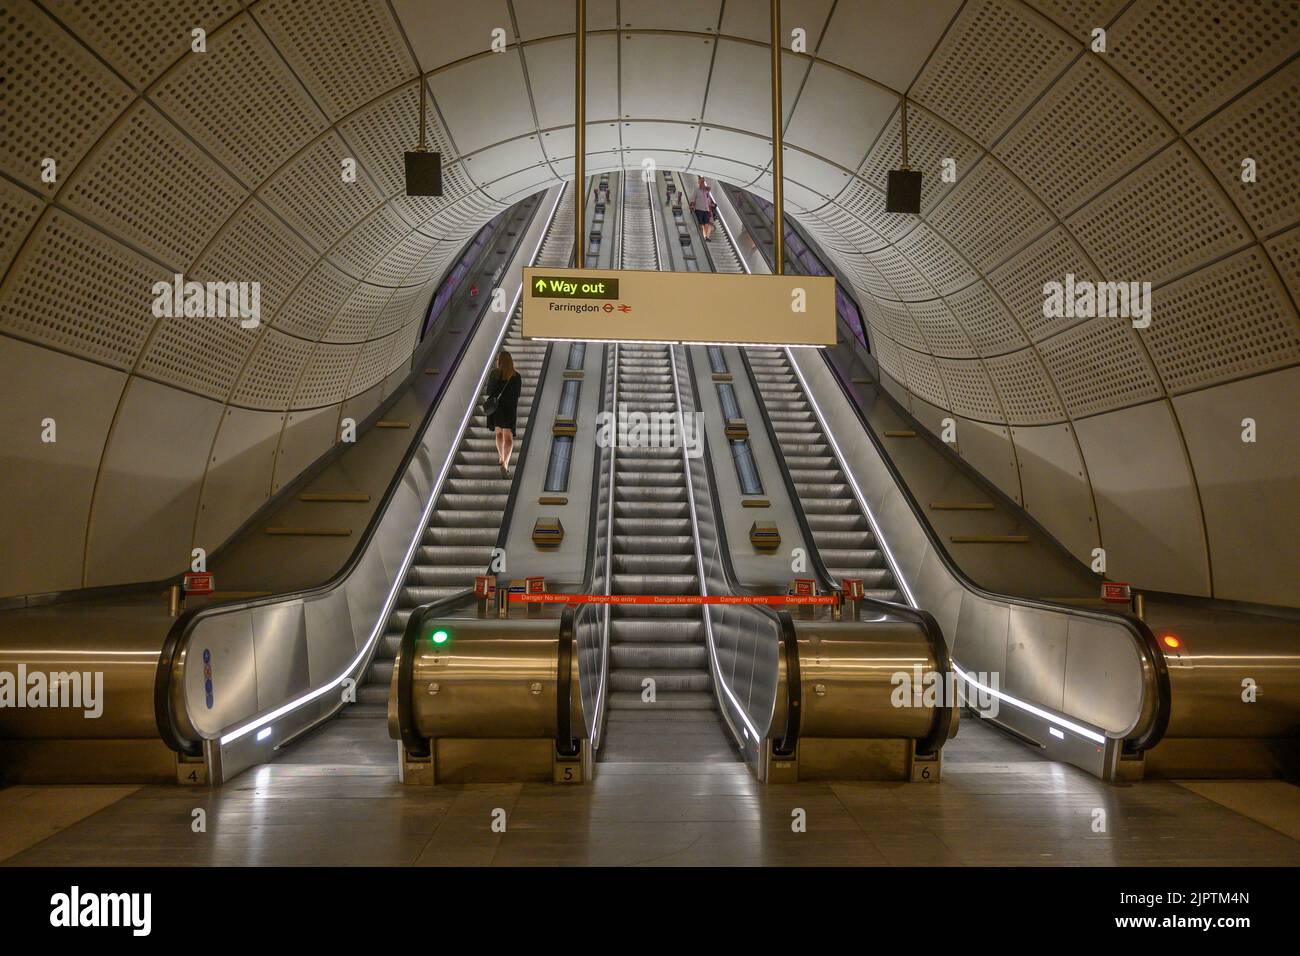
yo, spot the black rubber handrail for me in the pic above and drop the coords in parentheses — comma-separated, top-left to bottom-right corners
(686, 180, 950, 755)
(669, 185, 805, 756)
(676, 343, 803, 756)
(154, 192, 550, 754)
(554, 338, 611, 755)
(555, 611, 580, 758)
(737, 347, 955, 755)
(562, 338, 615, 745)
(819, 350, 1170, 751)
(401, 181, 600, 761)
(395, 587, 474, 757)
(732, 187, 1165, 752)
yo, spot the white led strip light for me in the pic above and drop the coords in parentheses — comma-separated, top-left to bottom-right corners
(953, 664, 1107, 745)
(218, 184, 569, 747)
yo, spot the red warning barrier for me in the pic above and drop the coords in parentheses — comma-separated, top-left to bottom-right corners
(508, 592, 839, 606)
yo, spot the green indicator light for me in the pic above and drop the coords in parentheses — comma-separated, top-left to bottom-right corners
(431, 629, 450, 646)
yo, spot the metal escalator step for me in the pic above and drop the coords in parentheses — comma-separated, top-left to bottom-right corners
(613, 553, 698, 574)
(613, 501, 690, 518)
(610, 643, 707, 668)
(805, 514, 869, 530)
(825, 568, 895, 587)
(616, 486, 687, 502)
(430, 510, 502, 527)
(337, 702, 387, 719)
(405, 565, 486, 585)
(607, 691, 716, 711)
(416, 545, 494, 564)
(609, 618, 704, 640)
(355, 684, 389, 706)
(799, 498, 862, 515)
(614, 517, 692, 535)
(609, 604, 702, 621)
(612, 534, 695, 553)
(438, 493, 510, 509)
(609, 670, 711, 692)
(816, 549, 885, 568)
(610, 573, 699, 594)
(614, 470, 684, 486)
(812, 531, 874, 549)
(423, 526, 498, 545)
(400, 584, 470, 605)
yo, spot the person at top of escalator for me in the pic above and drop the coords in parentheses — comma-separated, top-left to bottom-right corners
(485, 349, 522, 475)
(690, 176, 718, 241)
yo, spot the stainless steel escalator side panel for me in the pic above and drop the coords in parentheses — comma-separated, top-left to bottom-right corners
(670, 345, 784, 770)
(706, 180, 769, 276)
(575, 346, 617, 749)
(163, 185, 569, 784)
(786, 345, 1162, 780)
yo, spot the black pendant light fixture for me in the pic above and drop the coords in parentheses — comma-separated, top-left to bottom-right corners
(885, 96, 921, 214)
(405, 72, 442, 196)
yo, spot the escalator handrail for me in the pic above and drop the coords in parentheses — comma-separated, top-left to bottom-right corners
(736, 347, 955, 755)
(668, 181, 803, 755)
(685, 174, 952, 755)
(675, 342, 801, 755)
(817, 348, 1170, 750)
(731, 187, 1167, 751)
(400, 183, 595, 759)
(395, 586, 475, 757)
(152, 196, 547, 754)
(564, 340, 615, 747)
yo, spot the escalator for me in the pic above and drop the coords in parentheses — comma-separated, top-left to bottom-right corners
(714, 180, 1300, 781)
(680, 173, 903, 603)
(392, 174, 954, 784)
(350, 193, 576, 718)
(743, 351, 903, 602)
(599, 171, 731, 762)
(603, 343, 726, 761)
(354, 312, 551, 715)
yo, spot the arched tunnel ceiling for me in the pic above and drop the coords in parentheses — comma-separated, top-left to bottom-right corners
(0, 0, 1297, 604)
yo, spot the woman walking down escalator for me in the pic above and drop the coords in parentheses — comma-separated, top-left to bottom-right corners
(485, 349, 522, 475)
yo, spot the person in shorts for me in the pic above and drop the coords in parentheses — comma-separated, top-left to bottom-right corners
(690, 176, 717, 241)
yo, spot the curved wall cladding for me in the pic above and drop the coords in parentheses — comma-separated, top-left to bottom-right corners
(0, 0, 514, 596)
(0, 0, 1297, 607)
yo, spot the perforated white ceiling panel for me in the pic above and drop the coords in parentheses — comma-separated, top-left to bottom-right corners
(0, 0, 1296, 604)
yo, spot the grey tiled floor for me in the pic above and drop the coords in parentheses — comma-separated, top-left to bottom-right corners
(6, 717, 1299, 866)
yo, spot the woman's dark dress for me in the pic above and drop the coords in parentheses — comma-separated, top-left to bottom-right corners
(486, 372, 522, 432)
